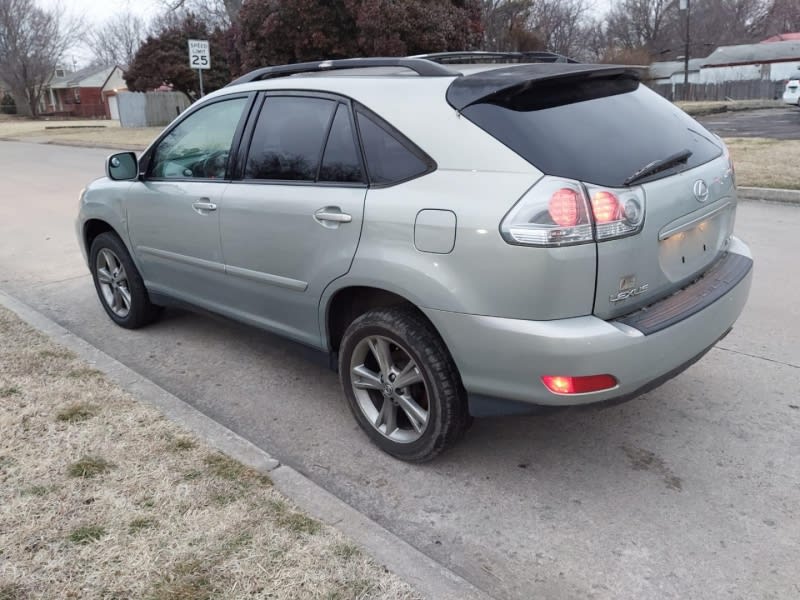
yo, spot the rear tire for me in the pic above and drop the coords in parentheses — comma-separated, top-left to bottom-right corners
(89, 232, 161, 329)
(339, 306, 469, 462)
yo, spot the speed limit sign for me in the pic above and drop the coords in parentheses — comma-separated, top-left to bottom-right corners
(188, 39, 211, 70)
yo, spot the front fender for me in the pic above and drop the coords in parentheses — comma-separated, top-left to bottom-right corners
(78, 178, 137, 267)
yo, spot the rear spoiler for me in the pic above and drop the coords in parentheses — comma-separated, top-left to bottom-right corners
(446, 64, 647, 111)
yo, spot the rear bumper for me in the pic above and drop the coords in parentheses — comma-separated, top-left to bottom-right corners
(423, 236, 752, 413)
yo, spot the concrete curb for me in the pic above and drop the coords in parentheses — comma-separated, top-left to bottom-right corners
(0, 288, 491, 600)
(738, 186, 800, 205)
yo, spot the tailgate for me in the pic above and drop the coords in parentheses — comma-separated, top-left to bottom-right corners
(594, 155, 736, 319)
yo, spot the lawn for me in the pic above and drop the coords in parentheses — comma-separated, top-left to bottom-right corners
(0, 306, 417, 600)
(723, 137, 800, 190)
(0, 117, 159, 149)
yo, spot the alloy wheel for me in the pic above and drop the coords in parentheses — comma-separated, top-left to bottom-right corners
(95, 248, 132, 318)
(349, 335, 430, 443)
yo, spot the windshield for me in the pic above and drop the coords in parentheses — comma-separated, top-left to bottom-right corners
(461, 81, 723, 187)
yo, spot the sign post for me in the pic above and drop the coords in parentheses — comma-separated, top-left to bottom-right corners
(188, 39, 211, 97)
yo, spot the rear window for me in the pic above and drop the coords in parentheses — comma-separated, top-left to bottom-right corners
(461, 80, 723, 187)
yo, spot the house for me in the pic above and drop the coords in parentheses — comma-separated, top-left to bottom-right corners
(40, 65, 128, 119)
(648, 58, 705, 86)
(699, 39, 800, 83)
(648, 38, 800, 100)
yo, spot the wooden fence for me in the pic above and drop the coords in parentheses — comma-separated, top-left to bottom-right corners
(650, 79, 785, 102)
(118, 91, 191, 128)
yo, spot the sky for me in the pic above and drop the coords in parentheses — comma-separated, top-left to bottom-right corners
(39, 0, 162, 65)
(43, 0, 615, 67)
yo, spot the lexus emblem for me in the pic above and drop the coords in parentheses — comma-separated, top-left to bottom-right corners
(693, 179, 710, 202)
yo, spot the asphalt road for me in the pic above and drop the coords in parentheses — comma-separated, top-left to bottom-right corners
(2, 141, 799, 600)
(698, 106, 800, 139)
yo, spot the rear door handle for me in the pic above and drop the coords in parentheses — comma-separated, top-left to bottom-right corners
(192, 201, 217, 214)
(314, 207, 352, 226)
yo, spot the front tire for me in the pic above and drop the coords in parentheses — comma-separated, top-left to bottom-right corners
(89, 232, 161, 329)
(339, 306, 469, 462)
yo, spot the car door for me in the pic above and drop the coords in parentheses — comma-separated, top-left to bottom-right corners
(126, 95, 250, 306)
(219, 93, 367, 347)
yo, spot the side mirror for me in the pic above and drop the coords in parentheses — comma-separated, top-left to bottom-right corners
(107, 152, 139, 181)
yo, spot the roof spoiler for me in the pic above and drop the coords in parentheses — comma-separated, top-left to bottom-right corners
(446, 64, 647, 111)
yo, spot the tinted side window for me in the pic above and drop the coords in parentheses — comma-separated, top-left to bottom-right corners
(150, 98, 247, 180)
(245, 96, 336, 181)
(319, 104, 365, 183)
(356, 111, 430, 185)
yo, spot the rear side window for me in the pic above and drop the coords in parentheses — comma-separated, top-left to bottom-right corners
(319, 104, 365, 183)
(245, 96, 336, 181)
(356, 110, 432, 185)
(461, 81, 723, 187)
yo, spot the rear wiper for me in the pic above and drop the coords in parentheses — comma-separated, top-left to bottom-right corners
(624, 149, 693, 186)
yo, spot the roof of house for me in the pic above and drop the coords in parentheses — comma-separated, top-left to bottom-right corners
(702, 40, 800, 67)
(50, 65, 119, 89)
(648, 58, 704, 79)
(762, 32, 800, 43)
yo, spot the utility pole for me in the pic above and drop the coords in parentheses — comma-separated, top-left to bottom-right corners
(680, 0, 691, 101)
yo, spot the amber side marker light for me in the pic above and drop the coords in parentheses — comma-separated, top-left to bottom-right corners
(541, 374, 618, 395)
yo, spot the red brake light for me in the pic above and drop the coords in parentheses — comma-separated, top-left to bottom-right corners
(541, 374, 618, 394)
(548, 188, 580, 227)
(591, 191, 620, 223)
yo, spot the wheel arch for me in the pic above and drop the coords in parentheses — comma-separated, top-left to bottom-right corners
(322, 284, 444, 355)
(83, 219, 121, 254)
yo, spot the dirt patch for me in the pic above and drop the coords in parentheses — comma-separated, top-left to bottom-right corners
(0, 306, 418, 599)
(723, 137, 800, 190)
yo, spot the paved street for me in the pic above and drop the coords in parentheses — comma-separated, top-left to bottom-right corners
(2, 141, 799, 600)
(698, 106, 800, 139)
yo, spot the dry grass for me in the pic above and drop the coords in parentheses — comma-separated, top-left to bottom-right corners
(723, 137, 800, 190)
(676, 99, 783, 115)
(0, 117, 160, 149)
(0, 306, 419, 600)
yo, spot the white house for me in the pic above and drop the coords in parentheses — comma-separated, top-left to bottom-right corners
(698, 40, 800, 83)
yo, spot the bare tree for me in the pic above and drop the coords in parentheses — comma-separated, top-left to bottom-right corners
(481, 1, 543, 51)
(529, 0, 589, 57)
(604, 0, 672, 53)
(159, 0, 243, 25)
(87, 9, 147, 68)
(0, 0, 83, 117)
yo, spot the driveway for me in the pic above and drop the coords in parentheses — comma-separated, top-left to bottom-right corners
(2, 141, 799, 600)
(697, 107, 800, 139)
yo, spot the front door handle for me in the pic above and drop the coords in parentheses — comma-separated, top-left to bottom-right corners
(192, 201, 217, 214)
(314, 207, 352, 226)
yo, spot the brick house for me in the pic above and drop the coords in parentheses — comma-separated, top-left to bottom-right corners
(40, 65, 127, 119)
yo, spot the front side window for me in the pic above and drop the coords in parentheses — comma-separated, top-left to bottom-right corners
(245, 96, 336, 181)
(150, 97, 248, 180)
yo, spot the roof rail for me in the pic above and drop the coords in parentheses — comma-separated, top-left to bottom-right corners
(411, 51, 579, 64)
(228, 58, 456, 86)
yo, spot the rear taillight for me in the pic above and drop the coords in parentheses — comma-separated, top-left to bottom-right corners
(500, 176, 593, 246)
(585, 184, 645, 240)
(500, 176, 645, 247)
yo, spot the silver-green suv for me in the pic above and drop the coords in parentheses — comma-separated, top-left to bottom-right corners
(77, 54, 753, 461)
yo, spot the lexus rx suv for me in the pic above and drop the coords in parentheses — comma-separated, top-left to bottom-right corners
(77, 53, 753, 461)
